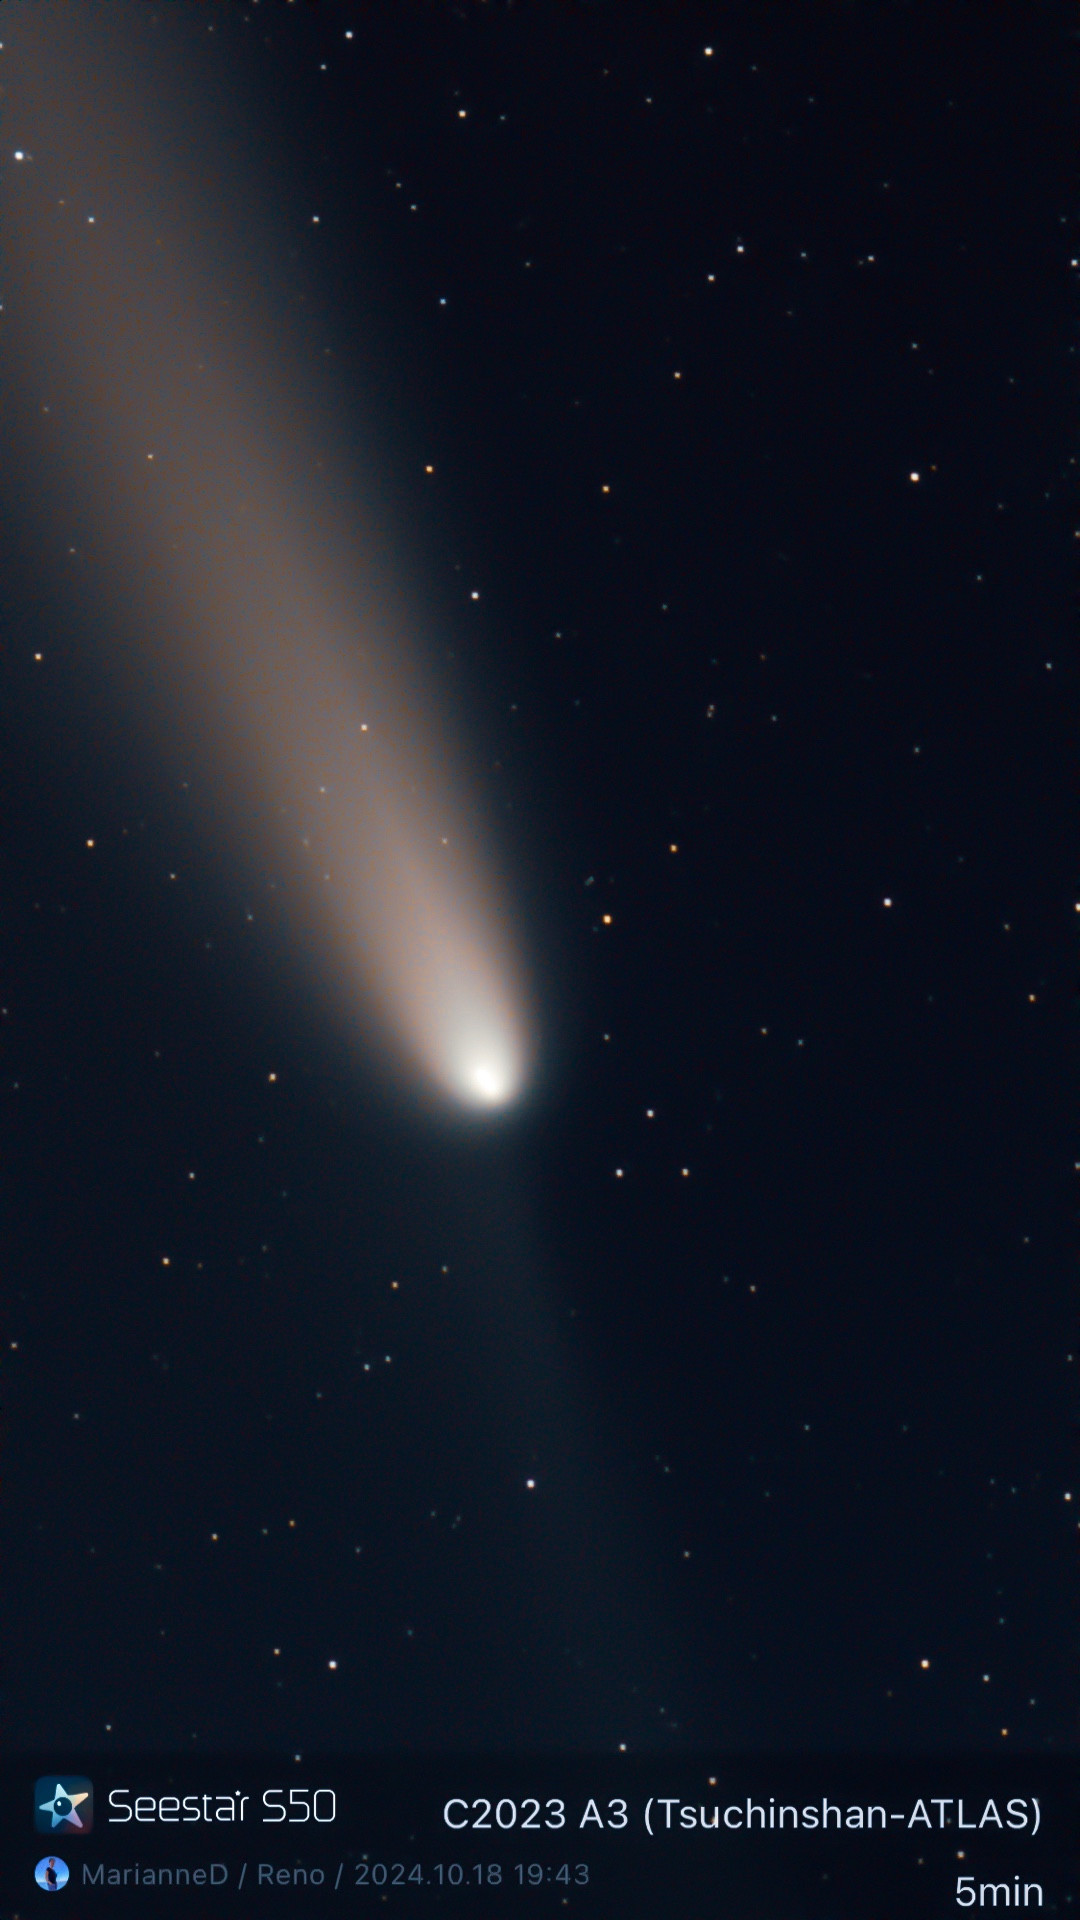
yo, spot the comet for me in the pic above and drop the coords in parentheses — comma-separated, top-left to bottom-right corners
(2, 1, 536, 1112)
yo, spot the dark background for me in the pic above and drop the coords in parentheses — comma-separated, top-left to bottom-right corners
(1, 0, 1074, 1755)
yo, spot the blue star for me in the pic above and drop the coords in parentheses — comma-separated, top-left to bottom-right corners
(38, 1784, 89, 1830)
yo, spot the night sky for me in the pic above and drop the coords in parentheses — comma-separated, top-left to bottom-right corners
(1, 0, 1074, 1760)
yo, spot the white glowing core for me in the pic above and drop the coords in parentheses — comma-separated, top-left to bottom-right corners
(461, 1057, 517, 1108)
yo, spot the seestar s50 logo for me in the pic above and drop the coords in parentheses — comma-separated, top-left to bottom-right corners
(35, 1778, 93, 1835)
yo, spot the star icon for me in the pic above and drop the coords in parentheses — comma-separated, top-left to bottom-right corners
(38, 1783, 89, 1829)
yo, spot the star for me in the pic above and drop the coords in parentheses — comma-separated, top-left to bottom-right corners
(38, 1783, 89, 1829)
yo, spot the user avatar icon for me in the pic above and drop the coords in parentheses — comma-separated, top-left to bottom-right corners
(35, 1856, 69, 1891)
(34, 1779, 93, 1836)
